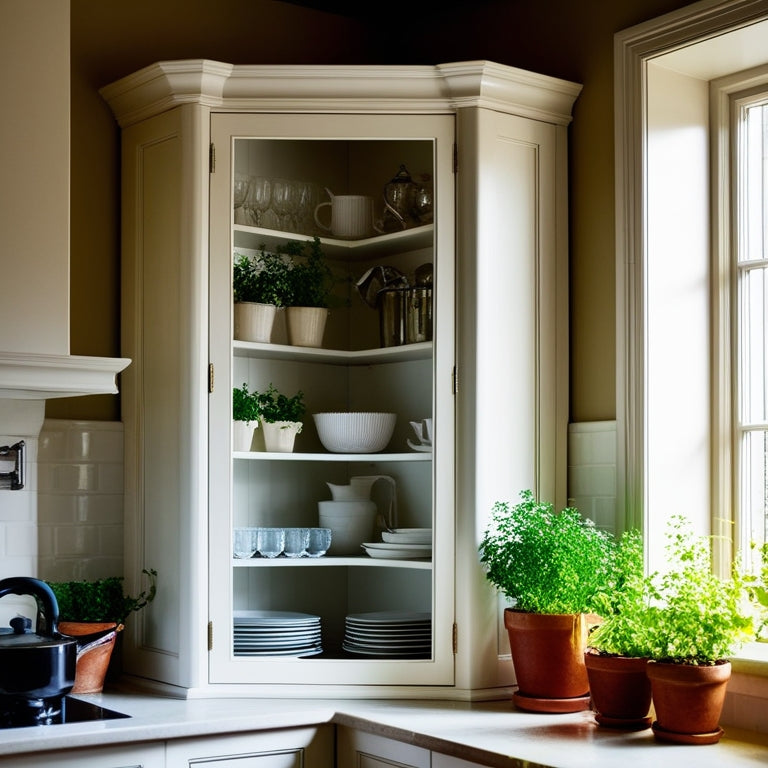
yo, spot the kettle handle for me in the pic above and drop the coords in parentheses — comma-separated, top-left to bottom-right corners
(0, 576, 59, 636)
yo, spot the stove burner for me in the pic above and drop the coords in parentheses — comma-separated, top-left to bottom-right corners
(0, 695, 129, 729)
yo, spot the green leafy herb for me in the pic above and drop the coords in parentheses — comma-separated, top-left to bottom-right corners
(233, 248, 292, 306)
(253, 383, 305, 424)
(233, 382, 260, 423)
(47, 569, 157, 624)
(278, 237, 334, 309)
(479, 490, 618, 615)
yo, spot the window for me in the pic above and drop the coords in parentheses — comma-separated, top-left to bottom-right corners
(736, 97, 768, 564)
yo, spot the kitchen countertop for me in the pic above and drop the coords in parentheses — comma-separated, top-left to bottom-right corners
(1, 693, 768, 767)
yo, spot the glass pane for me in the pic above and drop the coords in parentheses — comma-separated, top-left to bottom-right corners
(741, 430, 768, 555)
(739, 264, 768, 424)
(741, 102, 768, 264)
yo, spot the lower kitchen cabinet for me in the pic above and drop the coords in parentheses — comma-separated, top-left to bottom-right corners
(165, 727, 334, 768)
(0, 743, 165, 768)
(337, 728, 429, 768)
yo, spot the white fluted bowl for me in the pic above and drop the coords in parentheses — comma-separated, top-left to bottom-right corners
(313, 412, 396, 453)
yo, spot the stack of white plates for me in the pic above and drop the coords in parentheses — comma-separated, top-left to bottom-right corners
(342, 611, 431, 658)
(233, 610, 322, 657)
(381, 528, 432, 545)
(362, 542, 432, 560)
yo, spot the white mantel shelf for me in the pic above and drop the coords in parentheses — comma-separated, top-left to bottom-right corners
(0, 352, 131, 399)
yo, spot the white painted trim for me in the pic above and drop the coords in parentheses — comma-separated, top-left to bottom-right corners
(100, 60, 581, 128)
(614, 0, 768, 537)
(0, 351, 130, 399)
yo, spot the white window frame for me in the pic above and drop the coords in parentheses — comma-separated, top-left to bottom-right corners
(615, 0, 768, 571)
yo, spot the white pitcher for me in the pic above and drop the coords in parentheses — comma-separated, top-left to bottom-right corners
(314, 189, 376, 239)
(326, 475, 397, 528)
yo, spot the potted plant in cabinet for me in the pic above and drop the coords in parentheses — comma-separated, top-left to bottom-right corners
(279, 237, 334, 348)
(479, 490, 619, 713)
(585, 528, 655, 730)
(46, 569, 157, 693)
(642, 516, 753, 745)
(233, 382, 260, 452)
(233, 249, 291, 343)
(253, 383, 306, 453)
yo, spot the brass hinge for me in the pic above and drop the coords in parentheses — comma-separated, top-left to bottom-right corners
(208, 363, 214, 393)
(452, 622, 458, 654)
(451, 366, 458, 395)
(453, 143, 458, 174)
(208, 621, 213, 651)
(209, 143, 215, 173)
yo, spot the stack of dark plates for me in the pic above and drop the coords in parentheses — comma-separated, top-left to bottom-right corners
(233, 610, 322, 657)
(342, 611, 431, 658)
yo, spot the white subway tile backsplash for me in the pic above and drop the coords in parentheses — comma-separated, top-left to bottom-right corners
(37, 419, 125, 582)
(568, 421, 617, 534)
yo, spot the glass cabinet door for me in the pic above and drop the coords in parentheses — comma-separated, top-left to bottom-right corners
(208, 113, 455, 687)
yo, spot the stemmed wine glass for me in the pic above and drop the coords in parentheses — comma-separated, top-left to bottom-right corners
(233, 174, 250, 225)
(271, 178, 299, 233)
(247, 176, 272, 228)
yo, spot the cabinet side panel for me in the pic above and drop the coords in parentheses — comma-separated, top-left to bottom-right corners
(122, 106, 209, 689)
(455, 107, 564, 693)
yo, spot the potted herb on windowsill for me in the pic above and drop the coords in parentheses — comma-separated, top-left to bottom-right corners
(233, 382, 260, 452)
(279, 237, 334, 348)
(585, 528, 655, 729)
(642, 516, 753, 744)
(46, 569, 157, 693)
(479, 490, 619, 713)
(233, 249, 291, 343)
(253, 383, 306, 453)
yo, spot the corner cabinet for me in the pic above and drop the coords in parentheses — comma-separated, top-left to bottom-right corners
(101, 60, 581, 698)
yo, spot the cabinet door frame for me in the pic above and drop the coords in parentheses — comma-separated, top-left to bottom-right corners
(208, 112, 456, 688)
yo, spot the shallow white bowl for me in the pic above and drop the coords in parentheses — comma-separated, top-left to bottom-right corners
(313, 412, 396, 453)
(381, 528, 433, 545)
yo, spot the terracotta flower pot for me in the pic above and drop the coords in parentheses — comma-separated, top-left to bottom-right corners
(504, 608, 592, 713)
(59, 622, 122, 694)
(646, 660, 731, 744)
(584, 650, 652, 729)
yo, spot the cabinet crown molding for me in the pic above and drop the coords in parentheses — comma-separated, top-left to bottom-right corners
(100, 59, 582, 128)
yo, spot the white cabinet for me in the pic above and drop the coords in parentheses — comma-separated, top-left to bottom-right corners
(337, 727, 430, 768)
(102, 60, 580, 697)
(165, 726, 333, 768)
(0, 743, 164, 768)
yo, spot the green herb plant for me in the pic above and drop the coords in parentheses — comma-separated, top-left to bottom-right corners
(587, 529, 656, 658)
(479, 490, 618, 614)
(746, 541, 768, 642)
(233, 382, 260, 423)
(233, 248, 292, 306)
(47, 569, 157, 624)
(253, 383, 306, 424)
(644, 516, 753, 665)
(278, 237, 334, 308)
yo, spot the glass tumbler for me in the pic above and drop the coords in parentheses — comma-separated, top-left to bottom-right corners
(257, 527, 285, 558)
(306, 527, 332, 557)
(283, 527, 310, 558)
(233, 528, 256, 559)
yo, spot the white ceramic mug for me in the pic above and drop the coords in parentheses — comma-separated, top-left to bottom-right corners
(314, 192, 374, 239)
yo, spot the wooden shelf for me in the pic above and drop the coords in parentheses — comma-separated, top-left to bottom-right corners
(232, 340, 432, 364)
(233, 223, 433, 260)
(233, 451, 432, 462)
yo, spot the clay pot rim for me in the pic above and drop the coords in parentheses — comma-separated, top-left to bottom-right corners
(646, 659, 731, 683)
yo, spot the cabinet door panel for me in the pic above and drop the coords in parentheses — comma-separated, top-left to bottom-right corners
(208, 112, 455, 688)
(337, 728, 430, 768)
(0, 743, 164, 768)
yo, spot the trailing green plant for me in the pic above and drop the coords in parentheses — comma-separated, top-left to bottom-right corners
(278, 237, 334, 308)
(587, 529, 657, 657)
(745, 541, 768, 642)
(47, 569, 157, 624)
(233, 248, 292, 306)
(253, 383, 306, 424)
(644, 516, 753, 665)
(479, 489, 618, 615)
(233, 382, 260, 423)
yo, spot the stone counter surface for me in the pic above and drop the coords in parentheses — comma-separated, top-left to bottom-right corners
(1, 693, 768, 767)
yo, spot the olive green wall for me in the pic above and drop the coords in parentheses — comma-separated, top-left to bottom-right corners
(54, 0, 695, 422)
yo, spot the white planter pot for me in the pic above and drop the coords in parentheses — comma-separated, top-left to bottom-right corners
(261, 419, 302, 453)
(234, 302, 277, 342)
(232, 420, 256, 451)
(286, 306, 328, 348)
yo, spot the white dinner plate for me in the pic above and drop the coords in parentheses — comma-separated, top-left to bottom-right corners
(362, 543, 432, 560)
(235, 646, 323, 657)
(346, 611, 431, 624)
(381, 529, 432, 545)
(233, 610, 320, 626)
